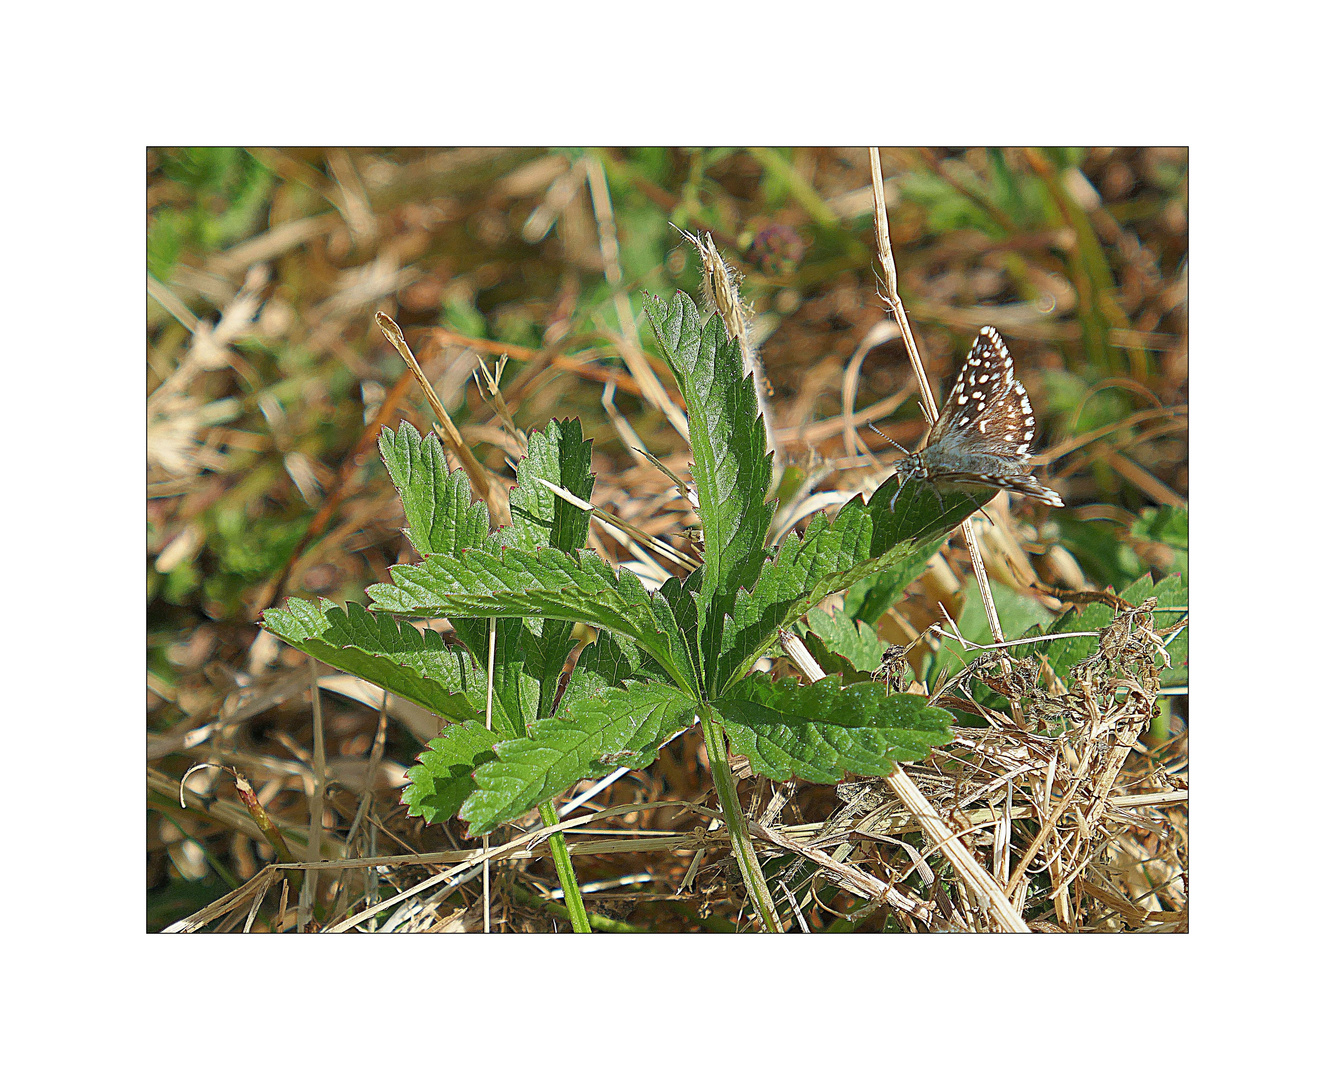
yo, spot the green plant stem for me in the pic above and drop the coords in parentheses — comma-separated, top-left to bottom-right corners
(698, 705, 781, 932)
(537, 801, 592, 933)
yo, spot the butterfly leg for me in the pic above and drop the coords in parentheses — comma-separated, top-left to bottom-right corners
(888, 475, 906, 514)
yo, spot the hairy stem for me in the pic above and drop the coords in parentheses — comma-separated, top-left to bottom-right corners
(698, 706, 781, 932)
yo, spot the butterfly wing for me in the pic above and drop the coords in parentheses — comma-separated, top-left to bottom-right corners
(914, 327, 1063, 506)
(926, 326, 1037, 458)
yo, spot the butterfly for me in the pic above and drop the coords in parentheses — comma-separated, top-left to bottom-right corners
(886, 326, 1063, 512)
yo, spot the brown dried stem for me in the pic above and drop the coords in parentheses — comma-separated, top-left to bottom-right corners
(375, 311, 512, 526)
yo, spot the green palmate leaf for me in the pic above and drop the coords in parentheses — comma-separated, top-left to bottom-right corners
(388, 415, 604, 717)
(558, 629, 671, 712)
(368, 545, 700, 696)
(379, 422, 490, 558)
(403, 721, 499, 824)
(713, 473, 979, 694)
(642, 292, 773, 597)
(460, 682, 699, 836)
(395, 420, 601, 827)
(842, 483, 969, 624)
(260, 597, 480, 725)
(494, 417, 595, 553)
(486, 416, 597, 720)
(382, 418, 598, 727)
(1013, 572, 1187, 685)
(716, 674, 954, 785)
(642, 291, 773, 685)
(805, 608, 885, 673)
(447, 617, 539, 741)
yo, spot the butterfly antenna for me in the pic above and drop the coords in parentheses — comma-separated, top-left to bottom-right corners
(867, 423, 911, 457)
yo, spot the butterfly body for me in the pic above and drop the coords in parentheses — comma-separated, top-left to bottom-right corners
(891, 326, 1063, 511)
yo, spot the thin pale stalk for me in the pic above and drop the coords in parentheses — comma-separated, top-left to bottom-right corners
(868, 149, 1007, 648)
(299, 655, 327, 931)
(961, 524, 1007, 648)
(584, 153, 691, 440)
(884, 764, 1029, 932)
(375, 311, 511, 526)
(698, 706, 781, 933)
